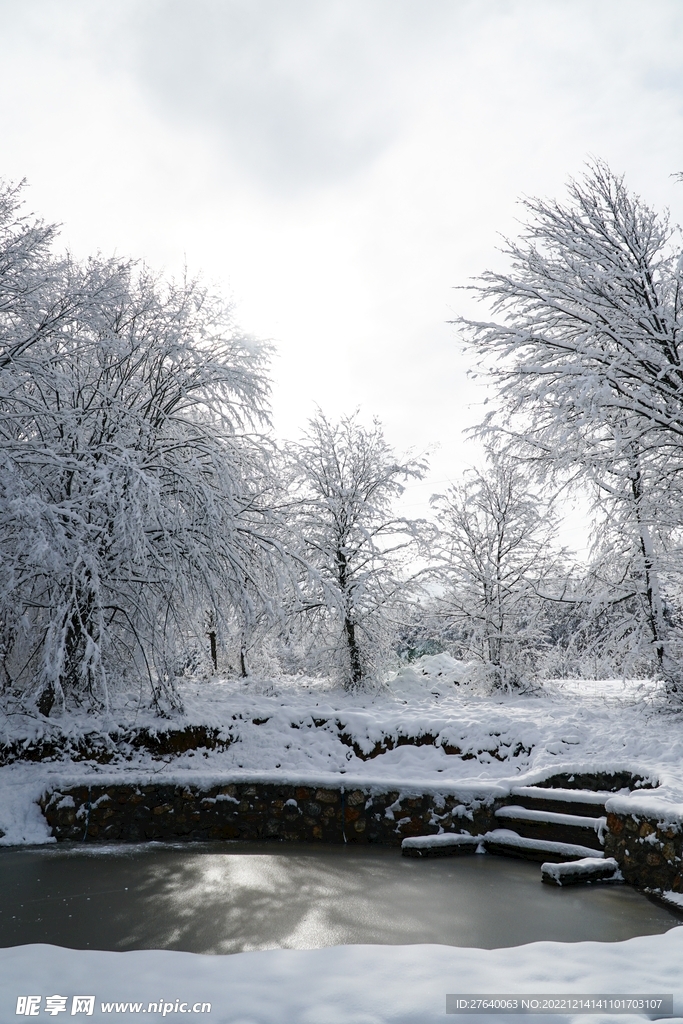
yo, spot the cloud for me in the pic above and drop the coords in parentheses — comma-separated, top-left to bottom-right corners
(119, 0, 447, 194)
(69, 0, 683, 207)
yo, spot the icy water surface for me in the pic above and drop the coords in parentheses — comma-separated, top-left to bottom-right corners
(0, 842, 678, 953)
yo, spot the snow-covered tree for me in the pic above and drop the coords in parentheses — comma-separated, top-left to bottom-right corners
(0, 180, 70, 371)
(287, 411, 427, 689)
(459, 161, 683, 692)
(0, 182, 281, 714)
(431, 455, 568, 688)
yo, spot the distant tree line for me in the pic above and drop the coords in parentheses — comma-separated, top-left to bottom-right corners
(1, 163, 683, 715)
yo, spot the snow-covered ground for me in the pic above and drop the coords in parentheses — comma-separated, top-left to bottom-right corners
(2, 657, 683, 1023)
(2, 930, 682, 1023)
(2, 655, 683, 846)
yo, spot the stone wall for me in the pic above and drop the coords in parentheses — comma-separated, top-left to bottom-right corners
(604, 812, 683, 892)
(40, 781, 497, 846)
(1, 725, 230, 766)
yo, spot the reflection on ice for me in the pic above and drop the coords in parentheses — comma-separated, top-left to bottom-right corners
(0, 841, 678, 955)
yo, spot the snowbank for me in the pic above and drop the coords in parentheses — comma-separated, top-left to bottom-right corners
(1, 931, 682, 1023)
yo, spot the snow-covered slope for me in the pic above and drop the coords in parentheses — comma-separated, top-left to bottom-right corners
(1, 656, 683, 845)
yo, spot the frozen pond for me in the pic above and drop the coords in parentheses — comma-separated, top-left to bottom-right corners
(0, 842, 678, 954)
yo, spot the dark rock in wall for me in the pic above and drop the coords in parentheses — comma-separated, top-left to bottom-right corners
(536, 771, 656, 792)
(604, 812, 683, 892)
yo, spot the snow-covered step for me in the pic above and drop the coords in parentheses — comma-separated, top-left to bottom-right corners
(484, 828, 606, 864)
(494, 805, 605, 851)
(509, 785, 609, 818)
(496, 805, 604, 829)
(401, 833, 482, 858)
(541, 857, 620, 887)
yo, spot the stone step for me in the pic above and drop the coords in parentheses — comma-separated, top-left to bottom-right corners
(642, 888, 683, 918)
(494, 805, 605, 851)
(509, 785, 609, 818)
(541, 857, 620, 887)
(401, 833, 482, 858)
(484, 828, 606, 863)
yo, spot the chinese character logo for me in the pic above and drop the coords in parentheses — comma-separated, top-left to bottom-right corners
(16, 996, 41, 1016)
(71, 997, 95, 1016)
(45, 995, 68, 1016)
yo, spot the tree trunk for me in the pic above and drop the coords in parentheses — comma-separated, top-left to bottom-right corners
(37, 682, 55, 717)
(336, 546, 363, 688)
(344, 614, 363, 688)
(630, 468, 672, 687)
(60, 588, 96, 699)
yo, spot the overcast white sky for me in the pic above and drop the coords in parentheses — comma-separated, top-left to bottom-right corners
(2, 1, 683, 543)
